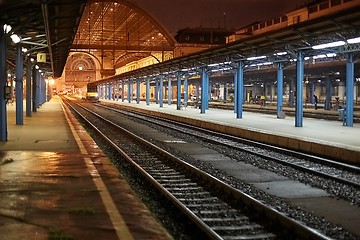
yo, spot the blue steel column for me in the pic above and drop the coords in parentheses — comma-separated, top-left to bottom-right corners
(236, 61, 244, 119)
(205, 73, 209, 110)
(184, 75, 188, 107)
(345, 53, 354, 127)
(15, 45, 23, 124)
(200, 67, 207, 113)
(277, 63, 284, 118)
(0, 28, 7, 141)
(177, 72, 182, 110)
(159, 76, 164, 107)
(234, 71, 237, 113)
(136, 79, 140, 104)
(310, 82, 315, 104)
(109, 84, 112, 100)
(167, 76, 172, 106)
(325, 77, 332, 110)
(32, 67, 38, 112)
(155, 79, 159, 104)
(146, 78, 150, 105)
(121, 82, 125, 102)
(295, 51, 304, 127)
(127, 81, 131, 102)
(41, 74, 45, 105)
(26, 58, 32, 117)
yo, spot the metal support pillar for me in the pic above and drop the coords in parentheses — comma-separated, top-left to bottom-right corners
(205, 74, 209, 110)
(289, 79, 294, 108)
(345, 53, 354, 127)
(234, 71, 237, 113)
(310, 82, 315, 104)
(26, 58, 32, 116)
(159, 76, 164, 107)
(155, 79, 159, 104)
(200, 67, 207, 113)
(121, 82, 125, 102)
(176, 72, 182, 110)
(108, 84, 112, 100)
(325, 77, 332, 110)
(40, 74, 45, 105)
(146, 78, 150, 105)
(32, 67, 38, 112)
(15, 45, 24, 124)
(0, 28, 7, 141)
(295, 51, 304, 127)
(136, 79, 140, 104)
(277, 63, 284, 118)
(184, 75, 188, 107)
(127, 81, 132, 103)
(223, 84, 227, 103)
(116, 82, 119, 101)
(195, 85, 200, 100)
(167, 76, 171, 106)
(236, 61, 244, 119)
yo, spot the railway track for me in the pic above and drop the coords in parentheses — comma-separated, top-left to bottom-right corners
(64, 98, 332, 240)
(97, 102, 360, 192)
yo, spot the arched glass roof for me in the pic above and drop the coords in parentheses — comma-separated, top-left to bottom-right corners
(72, 0, 176, 67)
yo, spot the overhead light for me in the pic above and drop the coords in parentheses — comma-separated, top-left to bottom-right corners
(35, 65, 39, 69)
(347, 37, 360, 44)
(312, 41, 345, 49)
(22, 47, 28, 53)
(3, 24, 12, 33)
(10, 34, 21, 43)
(247, 56, 266, 61)
(274, 52, 287, 56)
(313, 53, 337, 59)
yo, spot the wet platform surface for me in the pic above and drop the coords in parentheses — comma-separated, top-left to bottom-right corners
(0, 97, 171, 240)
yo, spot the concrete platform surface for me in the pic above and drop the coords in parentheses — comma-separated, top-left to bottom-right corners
(101, 99, 360, 164)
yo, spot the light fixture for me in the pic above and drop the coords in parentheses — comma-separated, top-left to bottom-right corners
(10, 34, 21, 43)
(246, 56, 266, 61)
(3, 24, 11, 33)
(274, 52, 287, 56)
(312, 41, 345, 49)
(347, 37, 360, 44)
(35, 65, 39, 69)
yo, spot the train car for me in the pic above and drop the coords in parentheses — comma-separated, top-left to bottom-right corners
(86, 83, 99, 102)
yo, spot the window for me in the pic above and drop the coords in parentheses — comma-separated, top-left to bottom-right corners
(260, 22, 266, 29)
(274, 18, 280, 24)
(308, 6, 318, 13)
(266, 20, 273, 27)
(293, 16, 300, 24)
(319, 2, 329, 10)
(331, 0, 341, 6)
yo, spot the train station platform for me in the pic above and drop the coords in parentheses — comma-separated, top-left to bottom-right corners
(0, 97, 171, 240)
(100, 99, 360, 165)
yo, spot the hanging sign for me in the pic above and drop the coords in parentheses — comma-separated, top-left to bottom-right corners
(37, 53, 46, 62)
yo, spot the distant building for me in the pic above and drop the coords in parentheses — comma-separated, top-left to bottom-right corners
(174, 28, 235, 58)
(227, 0, 358, 43)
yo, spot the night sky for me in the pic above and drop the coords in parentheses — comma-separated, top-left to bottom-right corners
(133, 0, 310, 34)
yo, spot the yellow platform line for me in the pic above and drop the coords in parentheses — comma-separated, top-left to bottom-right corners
(61, 101, 134, 240)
